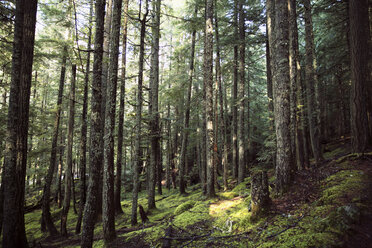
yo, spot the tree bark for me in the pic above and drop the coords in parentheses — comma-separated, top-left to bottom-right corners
(304, 0, 323, 164)
(204, 0, 215, 198)
(61, 64, 76, 237)
(2, 0, 37, 247)
(237, 0, 246, 184)
(232, 0, 239, 179)
(115, 0, 129, 215)
(349, 0, 371, 152)
(132, 0, 148, 226)
(76, 0, 93, 234)
(149, 0, 161, 208)
(271, 0, 292, 193)
(81, 0, 106, 246)
(214, 0, 228, 191)
(179, 5, 197, 195)
(42, 46, 67, 236)
(289, 0, 305, 170)
(102, 0, 122, 242)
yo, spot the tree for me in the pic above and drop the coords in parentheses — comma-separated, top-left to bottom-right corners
(269, 0, 292, 192)
(232, 0, 239, 180)
(41, 45, 67, 236)
(179, 4, 197, 195)
(149, 0, 161, 207)
(132, 0, 149, 226)
(237, 0, 246, 184)
(204, 0, 215, 198)
(115, 0, 129, 215)
(304, 0, 323, 164)
(2, 0, 37, 247)
(61, 64, 76, 236)
(81, 0, 106, 246)
(103, 0, 123, 242)
(76, 0, 94, 234)
(349, 0, 371, 152)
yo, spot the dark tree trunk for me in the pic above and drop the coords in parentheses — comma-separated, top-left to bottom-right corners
(103, 0, 123, 242)
(61, 64, 76, 237)
(76, 0, 93, 234)
(304, 0, 323, 164)
(42, 46, 67, 236)
(289, 0, 305, 170)
(204, 0, 215, 198)
(81, 0, 106, 246)
(115, 0, 129, 215)
(232, 0, 239, 179)
(132, 0, 148, 226)
(349, 0, 371, 152)
(237, 0, 246, 184)
(271, 0, 292, 193)
(2, 0, 37, 247)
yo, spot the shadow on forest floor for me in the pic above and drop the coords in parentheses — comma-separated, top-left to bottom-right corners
(20, 138, 372, 248)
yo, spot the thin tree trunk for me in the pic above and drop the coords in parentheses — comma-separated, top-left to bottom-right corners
(75, 0, 93, 234)
(214, 1, 228, 191)
(237, 0, 245, 184)
(204, 0, 215, 198)
(304, 0, 323, 164)
(61, 64, 76, 237)
(81, 0, 106, 246)
(232, 0, 239, 179)
(42, 46, 67, 236)
(2, 0, 37, 246)
(115, 0, 129, 215)
(179, 5, 197, 195)
(132, 0, 149, 226)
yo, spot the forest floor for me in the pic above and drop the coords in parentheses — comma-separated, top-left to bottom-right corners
(18, 139, 372, 247)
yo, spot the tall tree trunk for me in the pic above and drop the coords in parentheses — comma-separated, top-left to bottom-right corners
(132, 0, 148, 226)
(76, 0, 93, 234)
(289, 0, 304, 170)
(179, 5, 197, 195)
(270, 0, 292, 193)
(149, 0, 161, 207)
(349, 0, 371, 152)
(214, 0, 228, 191)
(232, 0, 239, 179)
(57, 132, 65, 208)
(2, 0, 37, 247)
(204, 0, 215, 198)
(61, 64, 76, 237)
(237, 0, 246, 184)
(266, 0, 275, 168)
(42, 46, 67, 236)
(96, 0, 113, 220)
(115, 0, 129, 215)
(288, 0, 298, 171)
(81, 0, 106, 246)
(304, 0, 323, 164)
(103, 0, 122, 242)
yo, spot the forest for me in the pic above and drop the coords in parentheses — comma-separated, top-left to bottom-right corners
(0, 0, 371, 247)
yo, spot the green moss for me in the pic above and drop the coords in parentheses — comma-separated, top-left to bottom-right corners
(232, 177, 251, 195)
(173, 203, 210, 227)
(174, 200, 196, 215)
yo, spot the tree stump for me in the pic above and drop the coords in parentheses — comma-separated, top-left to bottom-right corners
(251, 171, 271, 219)
(139, 205, 149, 223)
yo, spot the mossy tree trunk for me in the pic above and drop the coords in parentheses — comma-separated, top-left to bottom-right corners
(251, 171, 270, 219)
(81, 0, 106, 246)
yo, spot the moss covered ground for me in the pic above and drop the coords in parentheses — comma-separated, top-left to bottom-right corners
(19, 143, 372, 247)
